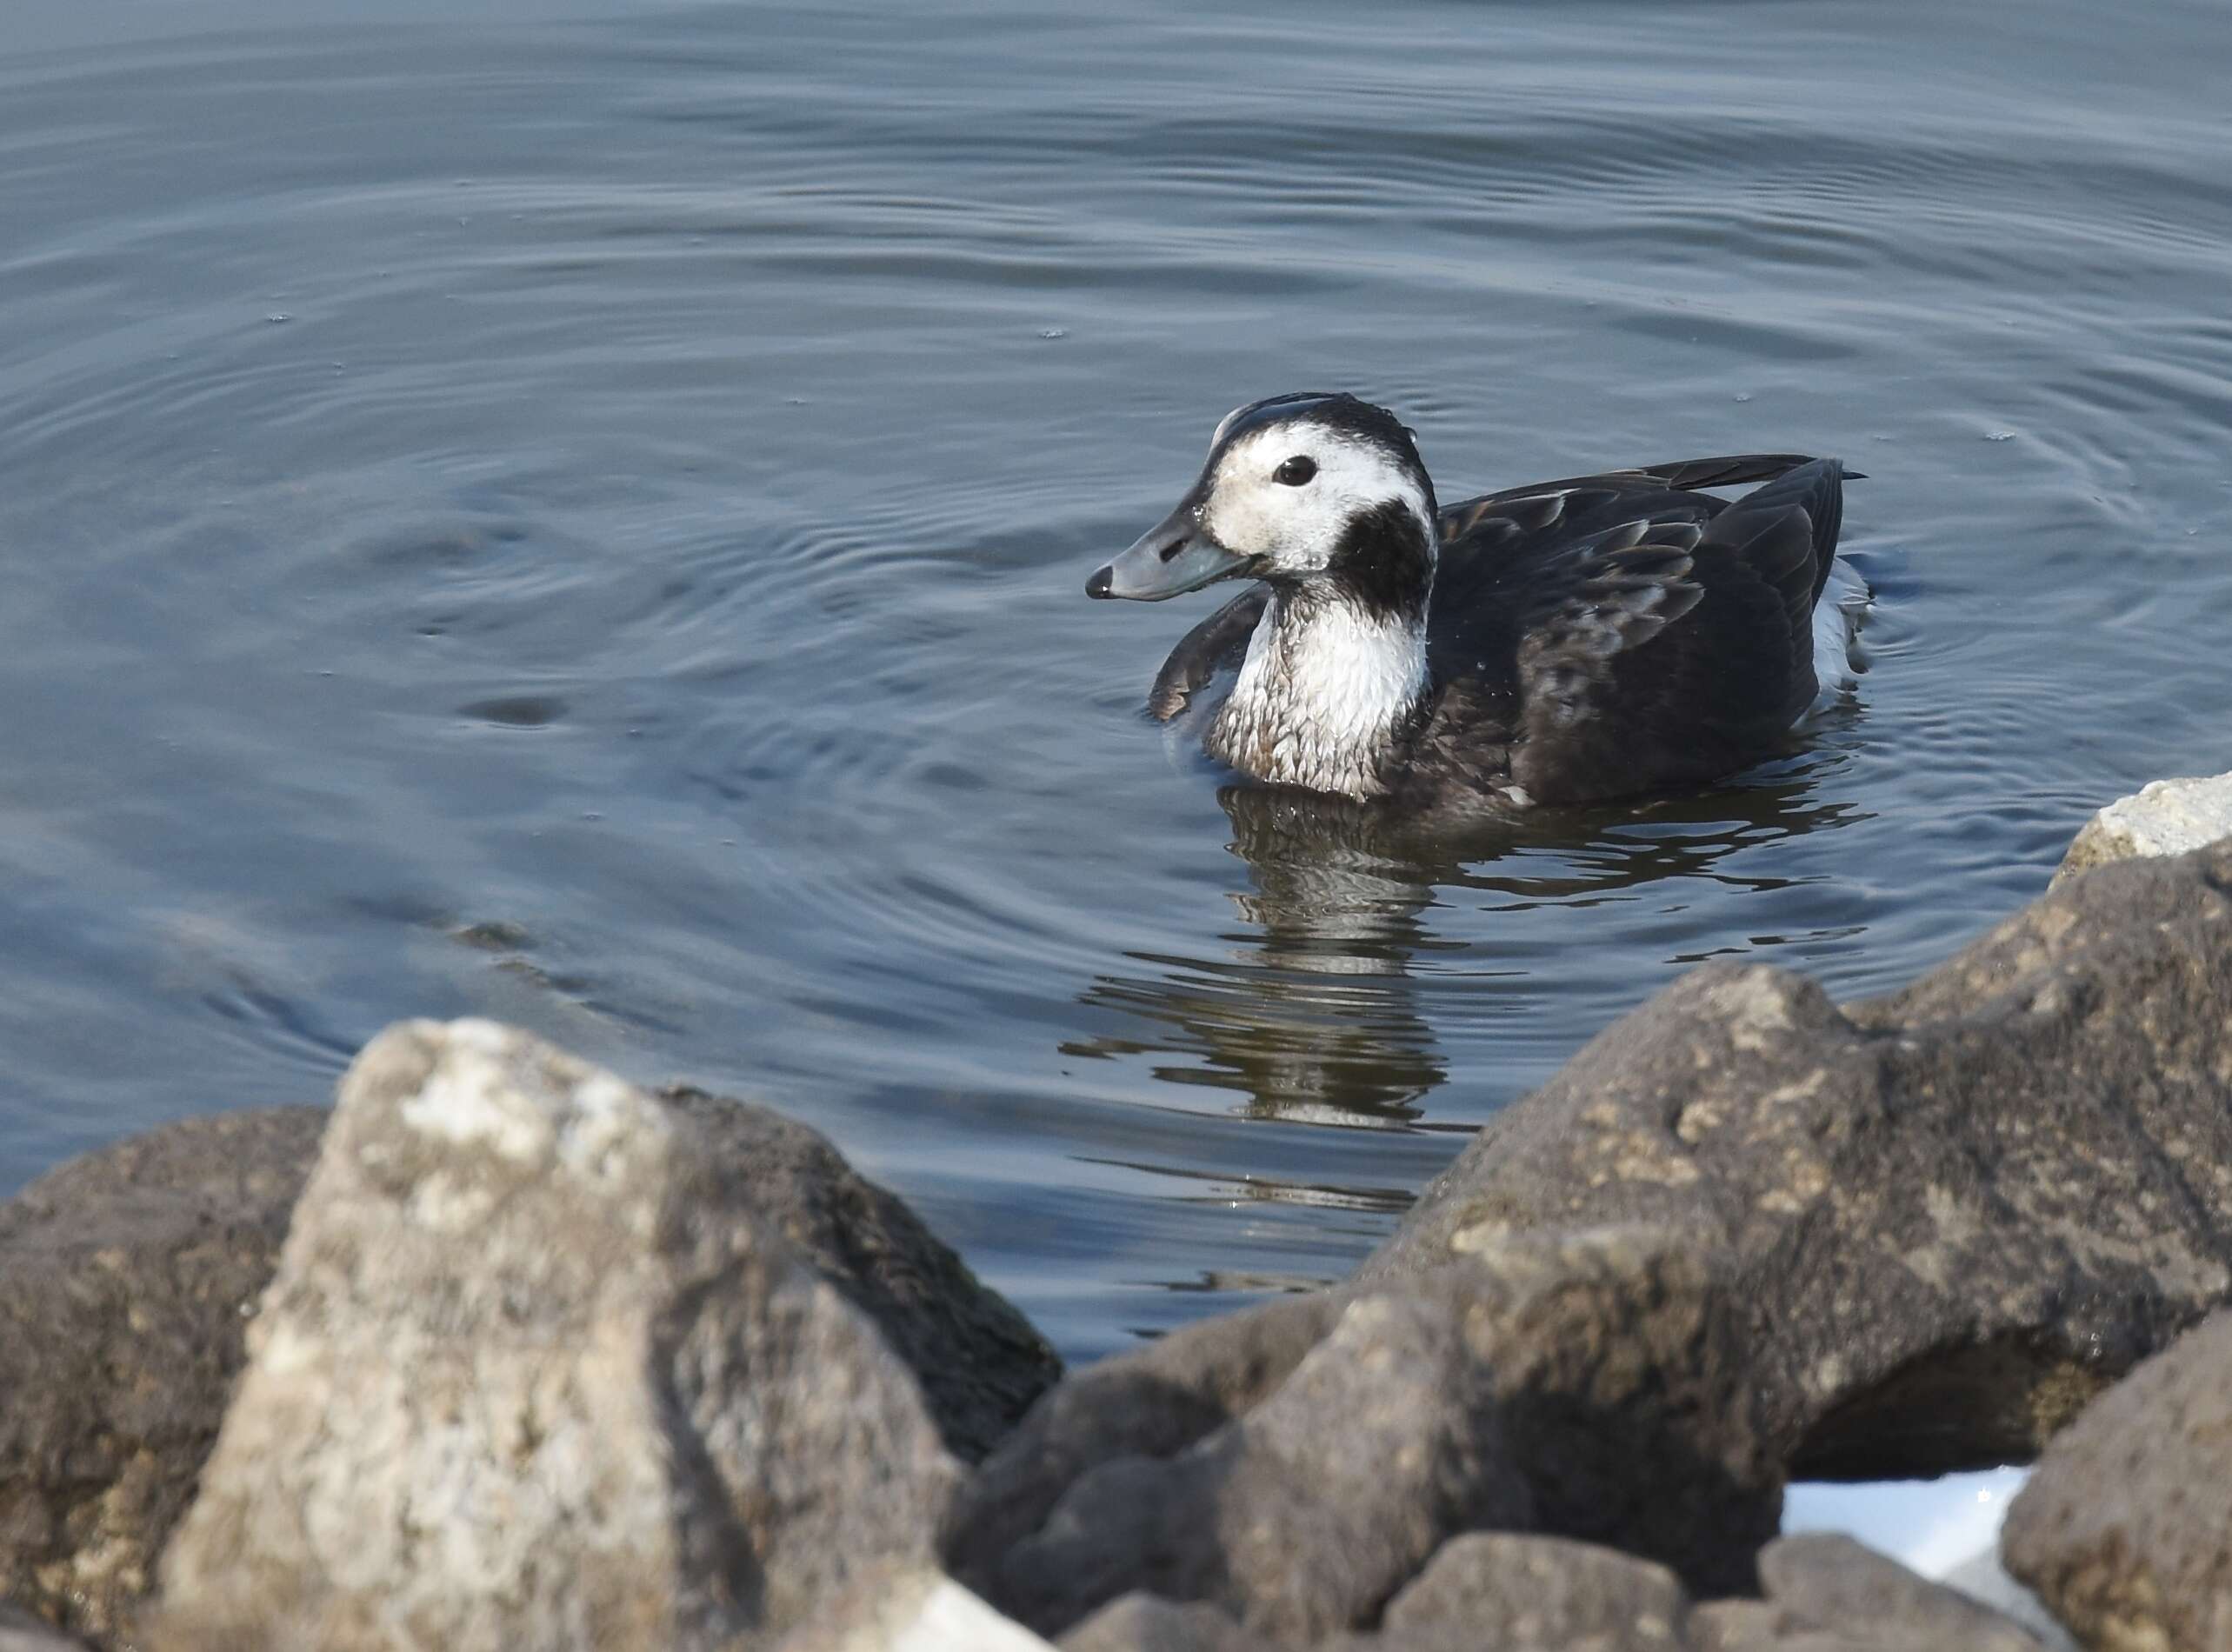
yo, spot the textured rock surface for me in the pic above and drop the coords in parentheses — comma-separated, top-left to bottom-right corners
(150, 1020, 962, 1652)
(949, 1226, 1773, 1637)
(1369, 843, 2232, 1480)
(1687, 1535, 2051, 1649)
(658, 1086, 1058, 1462)
(1379, 1532, 1689, 1646)
(0, 1108, 327, 1645)
(0, 1061, 1049, 1649)
(2002, 1309, 2232, 1652)
(2054, 772, 2232, 885)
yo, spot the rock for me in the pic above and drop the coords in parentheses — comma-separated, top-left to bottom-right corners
(949, 1226, 1774, 1638)
(150, 1020, 963, 1652)
(0, 1107, 328, 1646)
(1379, 1533, 1689, 1647)
(0, 1603, 93, 1651)
(1936, 1549, 2079, 1652)
(2053, 773, 2232, 885)
(2002, 1309, 2232, 1652)
(1367, 843, 2232, 1481)
(656, 1087, 1059, 1464)
(1700, 1535, 2053, 1649)
(1058, 1594, 1283, 1652)
(0, 1056, 1050, 1649)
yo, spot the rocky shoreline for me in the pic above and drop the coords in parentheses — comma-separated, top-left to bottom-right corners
(4, 777, 2229, 1651)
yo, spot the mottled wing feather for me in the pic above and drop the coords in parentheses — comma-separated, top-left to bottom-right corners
(1514, 522, 1706, 731)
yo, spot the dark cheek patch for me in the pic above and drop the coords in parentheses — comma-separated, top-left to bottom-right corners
(1327, 499, 1435, 623)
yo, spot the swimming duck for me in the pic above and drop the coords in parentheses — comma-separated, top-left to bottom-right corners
(1086, 392, 1863, 814)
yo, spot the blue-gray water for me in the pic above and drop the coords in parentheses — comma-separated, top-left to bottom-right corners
(3, 0, 2229, 1568)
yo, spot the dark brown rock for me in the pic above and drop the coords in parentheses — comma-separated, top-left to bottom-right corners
(2003, 1309, 2232, 1652)
(0, 1107, 327, 1646)
(1367, 843, 2232, 1481)
(949, 1227, 1775, 1637)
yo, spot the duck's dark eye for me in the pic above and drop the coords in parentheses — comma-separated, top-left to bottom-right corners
(1273, 455, 1317, 487)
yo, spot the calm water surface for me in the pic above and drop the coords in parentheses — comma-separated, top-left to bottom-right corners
(4, 0, 2229, 1488)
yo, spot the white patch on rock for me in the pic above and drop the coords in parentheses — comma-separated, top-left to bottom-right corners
(2054, 771, 2232, 886)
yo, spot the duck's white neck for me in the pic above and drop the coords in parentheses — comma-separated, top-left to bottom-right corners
(1207, 585, 1430, 800)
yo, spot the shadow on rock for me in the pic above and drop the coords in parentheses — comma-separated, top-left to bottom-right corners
(945, 1227, 1776, 1640)
(1367, 842, 2232, 1480)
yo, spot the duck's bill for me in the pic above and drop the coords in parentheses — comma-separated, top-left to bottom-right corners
(1085, 503, 1252, 602)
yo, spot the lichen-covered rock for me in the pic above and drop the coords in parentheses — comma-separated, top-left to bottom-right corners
(2002, 1309, 2232, 1652)
(949, 1226, 1773, 1637)
(0, 1107, 328, 1645)
(149, 1020, 963, 1652)
(2053, 772, 2232, 885)
(1368, 843, 2232, 1481)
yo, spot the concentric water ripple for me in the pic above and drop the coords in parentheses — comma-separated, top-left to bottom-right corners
(3, 0, 2230, 1382)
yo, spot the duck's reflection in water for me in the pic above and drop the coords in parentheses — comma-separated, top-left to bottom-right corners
(1069, 763, 1864, 1142)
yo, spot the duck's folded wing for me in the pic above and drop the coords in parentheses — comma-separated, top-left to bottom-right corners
(1148, 585, 1269, 721)
(1505, 484, 1835, 804)
(1512, 521, 1709, 734)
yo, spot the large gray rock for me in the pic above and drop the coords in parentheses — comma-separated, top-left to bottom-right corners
(2053, 772, 2232, 885)
(949, 1226, 1774, 1638)
(1367, 843, 2232, 1480)
(2002, 1309, 2232, 1652)
(0, 1108, 327, 1645)
(149, 1020, 962, 1652)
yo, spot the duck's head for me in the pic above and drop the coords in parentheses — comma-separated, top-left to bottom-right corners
(1087, 392, 1439, 610)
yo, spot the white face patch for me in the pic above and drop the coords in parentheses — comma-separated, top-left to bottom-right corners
(1200, 422, 1434, 576)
